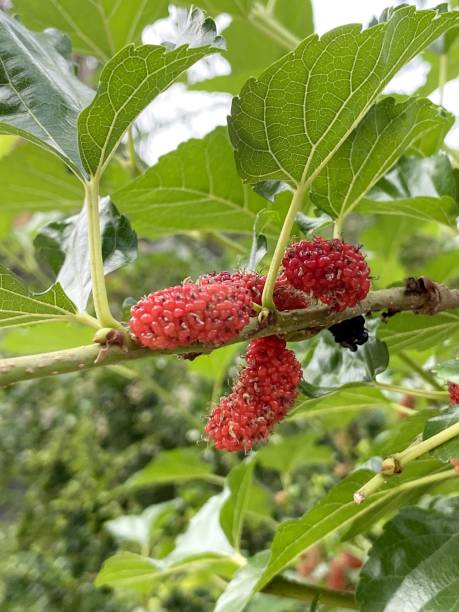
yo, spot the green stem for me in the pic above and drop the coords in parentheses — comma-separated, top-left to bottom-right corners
(374, 381, 448, 400)
(85, 177, 122, 329)
(398, 351, 443, 391)
(74, 312, 102, 330)
(207, 232, 246, 255)
(354, 422, 459, 503)
(333, 216, 343, 239)
(261, 184, 307, 311)
(263, 577, 358, 609)
(438, 53, 448, 107)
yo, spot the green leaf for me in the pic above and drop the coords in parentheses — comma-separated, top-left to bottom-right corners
(356, 500, 459, 612)
(220, 458, 256, 549)
(229, 6, 459, 189)
(127, 448, 214, 487)
(356, 155, 459, 226)
(300, 333, 389, 395)
(0, 11, 94, 177)
(78, 9, 224, 176)
(417, 36, 459, 97)
(34, 197, 137, 311)
(0, 143, 82, 215)
(94, 551, 161, 592)
(256, 432, 333, 474)
(416, 250, 459, 284)
(0, 264, 76, 329)
(292, 386, 390, 426)
(423, 407, 459, 462)
(311, 97, 453, 221)
(113, 128, 278, 238)
(433, 358, 459, 384)
(105, 501, 178, 549)
(255, 461, 445, 592)
(12, 0, 169, 61)
(378, 311, 459, 352)
(247, 211, 274, 272)
(215, 551, 270, 612)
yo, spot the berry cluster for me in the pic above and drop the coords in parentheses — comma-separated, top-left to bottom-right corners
(204, 336, 302, 451)
(449, 382, 459, 405)
(130, 282, 252, 349)
(282, 237, 371, 311)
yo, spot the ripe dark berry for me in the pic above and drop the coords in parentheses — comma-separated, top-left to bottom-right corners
(198, 271, 308, 312)
(449, 382, 459, 405)
(282, 237, 371, 311)
(204, 336, 303, 451)
(329, 316, 369, 352)
(130, 282, 252, 350)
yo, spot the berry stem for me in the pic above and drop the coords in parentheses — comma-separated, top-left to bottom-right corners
(261, 184, 308, 314)
(85, 176, 123, 330)
(333, 216, 343, 239)
(354, 421, 459, 503)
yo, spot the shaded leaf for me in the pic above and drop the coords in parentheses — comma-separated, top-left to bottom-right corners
(423, 407, 459, 462)
(127, 448, 214, 487)
(292, 386, 390, 426)
(0, 264, 76, 328)
(356, 155, 458, 226)
(311, 97, 453, 221)
(78, 9, 223, 176)
(357, 500, 459, 612)
(113, 128, 278, 238)
(0, 11, 93, 176)
(300, 333, 389, 396)
(229, 6, 459, 189)
(12, 0, 169, 61)
(34, 197, 137, 311)
(378, 311, 459, 352)
(0, 321, 93, 354)
(220, 458, 256, 549)
(188, 343, 239, 382)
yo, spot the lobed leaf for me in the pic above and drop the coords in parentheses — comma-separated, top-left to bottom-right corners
(311, 97, 454, 222)
(229, 6, 459, 189)
(78, 10, 224, 176)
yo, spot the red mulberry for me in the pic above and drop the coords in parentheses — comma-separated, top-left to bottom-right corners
(282, 237, 370, 311)
(205, 336, 302, 451)
(130, 282, 252, 350)
(198, 271, 308, 312)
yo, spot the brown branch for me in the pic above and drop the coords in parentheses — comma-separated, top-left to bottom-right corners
(1, 283, 458, 388)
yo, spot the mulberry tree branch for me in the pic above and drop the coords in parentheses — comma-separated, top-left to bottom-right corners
(1, 283, 458, 388)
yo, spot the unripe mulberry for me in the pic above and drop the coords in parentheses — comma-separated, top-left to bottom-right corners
(282, 237, 371, 311)
(198, 271, 308, 312)
(204, 336, 302, 451)
(130, 282, 252, 350)
(449, 382, 459, 405)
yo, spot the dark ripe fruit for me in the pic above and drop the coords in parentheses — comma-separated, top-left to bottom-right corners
(130, 282, 252, 350)
(448, 382, 459, 405)
(282, 237, 371, 311)
(197, 271, 308, 312)
(329, 315, 369, 351)
(204, 336, 303, 452)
